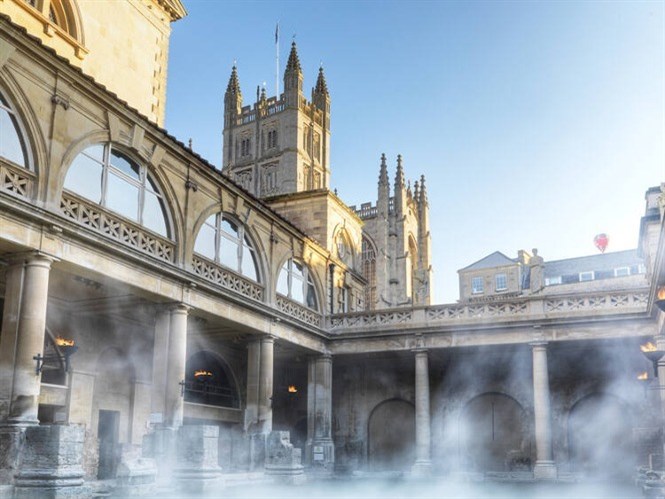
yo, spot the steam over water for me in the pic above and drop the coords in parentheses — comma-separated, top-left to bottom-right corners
(159, 478, 644, 499)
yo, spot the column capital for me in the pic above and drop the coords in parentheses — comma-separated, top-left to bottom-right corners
(3, 251, 59, 268)
(529, 341, 548, 348)
(169, 303, 191, 314)
(412, 347, 429, 355)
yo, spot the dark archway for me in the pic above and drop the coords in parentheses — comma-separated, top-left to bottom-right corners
(460, 392, 530, 472)
(184, 351, 239, 408)
(568, 393, 634, 477)
(368, 399, 415, 471)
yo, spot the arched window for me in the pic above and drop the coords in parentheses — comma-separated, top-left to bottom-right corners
(63, 143, 169, 237)
(0, 92, 29, 168)
(194, 214, 259, 281)
(335, 229, 353, 267)
(362, 236, 376, 310)
(277, 258, 317, 309)
(184, 351, 239, 408)
(22, 0, 81, 41)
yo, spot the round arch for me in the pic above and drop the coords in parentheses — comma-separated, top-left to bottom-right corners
(367, 398, 415, 471)
(459, 392, 531, 472)
(331, 224, 356, 269)
(274, 254, 322, 313)
(567, 392, 634, 477)
(0, 70, 48, 177)
(184, 350, 240, 408)
(58, 136, 181, 244)
(190, 206, 268, 286)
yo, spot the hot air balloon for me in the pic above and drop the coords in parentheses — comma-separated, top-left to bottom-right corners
(594, 233, 609, 253)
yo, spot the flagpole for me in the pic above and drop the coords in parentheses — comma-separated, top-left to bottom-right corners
(275, 22, 280, 99)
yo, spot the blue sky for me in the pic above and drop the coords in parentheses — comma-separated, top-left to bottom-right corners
(165, 1, 664, 303)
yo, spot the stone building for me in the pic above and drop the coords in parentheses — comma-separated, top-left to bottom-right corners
(0, 0, 664, 495)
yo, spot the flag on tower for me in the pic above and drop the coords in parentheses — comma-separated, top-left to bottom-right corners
(275, 23, 279, 44)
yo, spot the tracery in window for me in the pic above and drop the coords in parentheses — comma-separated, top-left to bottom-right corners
(195, 214, 259, 281)
(277, 258, 317, 309)
(0, 92, 29, 168)
(361, 236, 376, 310)
(63, 143, 169, 237)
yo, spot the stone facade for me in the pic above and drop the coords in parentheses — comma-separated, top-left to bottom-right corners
(0, 1, 663, 496)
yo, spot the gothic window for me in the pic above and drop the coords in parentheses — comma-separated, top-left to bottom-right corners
(335, 230, 353, 267)
(63, 143, 170, 237)
(314, 171, 321, 189)
(262, 164, 278, 195)
(234, 170, 252, 191)
(0, 92, 29, 168)
(267, 129, 278, 149)
(313, 132, 321, 161)
(361, 236, 376, 310)
(240, 137, 251, 157)
(194, 214, 259, 281)
(277, 258, 317, 309)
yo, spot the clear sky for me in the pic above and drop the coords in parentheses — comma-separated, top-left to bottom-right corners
(165, 1, 665, 304)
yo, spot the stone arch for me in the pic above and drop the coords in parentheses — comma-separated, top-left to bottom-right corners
(367, 398, 415, 471)
(331, 224, 355, 269)
(567, 392, 634, 477)
(184, 350, 240, 408)
(58, 136, 180, 244)
(190, 206, 268, 287)
(275, 255, 322, 313)
(459, 392, 531, 472)
(0, 70, 48, 178)
(50, 0, 85, 43)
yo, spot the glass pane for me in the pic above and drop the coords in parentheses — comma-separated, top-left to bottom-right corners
(292, 261, 305, 280)
(241, 245, 258, 281)
(306, 280, 317, 309)
(291, 275, 305, 303)
(277, 266, 289, 296)
(194, 221, 216, 260)
(143, 190, 168, 236)
(109, 149, 139, 180)
(0, 108, 26, 167)
(219, 238, 239, 270)
(221, 219, 238, 239)
(83, 144, 105, 162)
(64, 153, 103, 203)
(106, 171, 139, 221)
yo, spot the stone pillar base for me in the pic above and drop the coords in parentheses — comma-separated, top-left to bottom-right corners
(533, 461, 557, 480)
(13, 425, 85, 498)
(411, 459, 432, 476)
(249, 433, 267, 471)
(0, 424, 26, 484)
(174, 426, 222, 493)
(265, 432, 305, 485)
(306, 439, 335, 476)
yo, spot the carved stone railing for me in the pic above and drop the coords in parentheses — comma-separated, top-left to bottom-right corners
(0, 160, 35, 199)
(275, 295, 322, 328)
(60, 191, 175, 263)
(544, 292, 648, 313)
(328, 290, 649, 333)
(192, 255, 263, 302)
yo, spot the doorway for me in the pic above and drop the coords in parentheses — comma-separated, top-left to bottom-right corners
(97, 410, 120, 479)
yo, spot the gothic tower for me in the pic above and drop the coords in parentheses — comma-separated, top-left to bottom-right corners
(221, 42, 331, 198)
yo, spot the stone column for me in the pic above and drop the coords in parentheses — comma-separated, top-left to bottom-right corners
(247, 335, 274, 470)
(531, 341, 557, 479)
(306, 354, 334, 474)
(151, 307, 171, 421)
(8, 253, 55, 425)
(257, 335, 274, 434)
(164, 304, 189, 429)
(412, 348, 432, 475)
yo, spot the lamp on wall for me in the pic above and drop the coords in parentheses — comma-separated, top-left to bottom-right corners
(655, 286, 665, 313)
(33, 336, 78, 375)
(641, 341, 665, 378)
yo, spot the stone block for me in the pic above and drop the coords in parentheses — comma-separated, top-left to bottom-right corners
(265, 431, 305, 485)
(174, 425, 222, 494)
(13, 424, 85, 498)
(112, 457, 157, 497)
(0, 425, 25, 484)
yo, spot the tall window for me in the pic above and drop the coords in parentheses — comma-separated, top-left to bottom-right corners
(361, 236, 376, 310)
(63, 144, 169, 237)
(194, 214, 258, 281)
(495, 273, 507, 291)
(277, 258, 317, 309)
(472, 276, 484, 294)
(0, 92, 28, 168)
(240, 138, 251, 157)
(267, 129, 278, 149)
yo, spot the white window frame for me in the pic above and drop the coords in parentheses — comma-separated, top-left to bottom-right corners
(471, 276, 484, 294)
(495, 273, 507, 292)
(0, 91, 30, 169)
(545, 276, 562, 286)
(579, 271, 595, 282)
(614, 267, 630, 277)
(278, 259, 318, 310)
